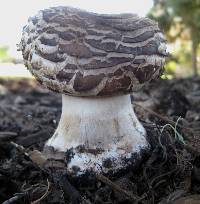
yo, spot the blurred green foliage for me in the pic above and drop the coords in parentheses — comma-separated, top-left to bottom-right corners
(149, 0, 200, 76)
(164, 41, 192, 77)
(0, 46, 12, 63)
(165, 61, 177, 76)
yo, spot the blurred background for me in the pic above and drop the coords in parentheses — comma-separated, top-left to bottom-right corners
(0, 0, 152, 78)
(0, 0, 200, 78)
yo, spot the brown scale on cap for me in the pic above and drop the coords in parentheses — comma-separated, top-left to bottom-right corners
(19, 6, 167, 96)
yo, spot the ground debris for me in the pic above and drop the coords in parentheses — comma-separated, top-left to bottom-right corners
(0, 77, 200, 203)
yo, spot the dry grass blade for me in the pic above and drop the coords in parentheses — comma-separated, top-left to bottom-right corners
(31, 179, 51, 204)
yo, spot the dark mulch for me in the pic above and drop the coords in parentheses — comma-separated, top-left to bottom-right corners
(0, 77, 200, 204)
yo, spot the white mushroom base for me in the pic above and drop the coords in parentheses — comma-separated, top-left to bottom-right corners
(45, 94, 149, 175)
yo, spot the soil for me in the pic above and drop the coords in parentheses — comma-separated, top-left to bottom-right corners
(0, 77, 200, 204)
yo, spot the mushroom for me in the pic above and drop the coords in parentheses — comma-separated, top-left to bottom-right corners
(19, 7, 167, 174)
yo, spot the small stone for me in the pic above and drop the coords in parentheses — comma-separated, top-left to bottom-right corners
(14, 96, 26, 104)
(0, 84, 8, 95)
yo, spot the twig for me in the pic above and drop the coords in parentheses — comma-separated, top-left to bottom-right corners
(0, 131, 17, 136)
(10, 141, 28, 155)
(97, 174, 142, 203)
(57, 174, 92, 204)
(31, 179, 51, 204)
(16, 130, 52, 147)
(0, 131, 18, 141)
(2, 196, 22, 204)
(134, 102, 195, 134)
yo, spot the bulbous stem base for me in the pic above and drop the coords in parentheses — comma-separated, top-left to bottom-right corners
(45, 94, 149, 174)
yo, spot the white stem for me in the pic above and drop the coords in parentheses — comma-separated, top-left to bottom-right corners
(45, 94, 149, 173)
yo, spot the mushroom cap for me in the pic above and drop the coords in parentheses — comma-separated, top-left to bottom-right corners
(20, 6, 167, 96)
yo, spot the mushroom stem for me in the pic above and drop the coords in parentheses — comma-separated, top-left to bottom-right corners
(45, 94, 149, 172)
